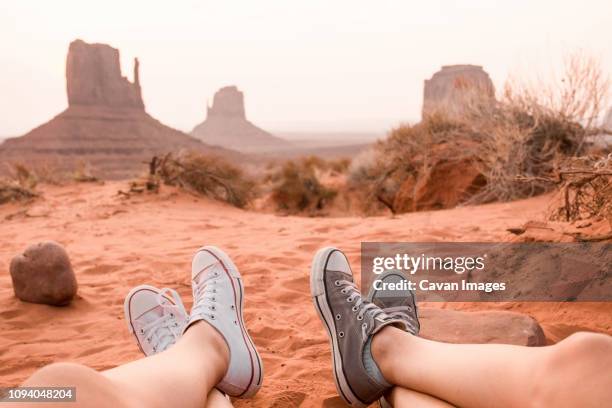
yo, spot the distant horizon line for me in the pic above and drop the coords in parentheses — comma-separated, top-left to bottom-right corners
(1, 118, 418, 141)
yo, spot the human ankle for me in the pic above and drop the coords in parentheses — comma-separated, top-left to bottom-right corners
(371, 326, 405, 382)
(183, 321, 230, 377)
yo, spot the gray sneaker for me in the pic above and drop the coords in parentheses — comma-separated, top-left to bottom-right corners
(366, 271, 420, 336)
(311, 247, 408, 407)
(366, 271, 421, 408)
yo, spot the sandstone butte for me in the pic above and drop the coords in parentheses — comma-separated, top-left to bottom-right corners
(422, 64, 495, 120)
(191, 85, 292, 154)
(0, 39, 236, 179)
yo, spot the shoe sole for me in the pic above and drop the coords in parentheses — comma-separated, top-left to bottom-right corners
(310, 247, 368, 408)
(196, 246, 264, 398)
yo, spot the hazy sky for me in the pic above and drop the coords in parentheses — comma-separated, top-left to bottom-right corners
(1, 0, 611, 137)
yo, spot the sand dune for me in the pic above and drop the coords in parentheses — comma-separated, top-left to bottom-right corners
(1, 182, 610, 407)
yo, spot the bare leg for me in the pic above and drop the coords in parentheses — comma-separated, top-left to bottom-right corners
(18, 321, 229, 408)
(386, 387, 455, 407)
(373, 328, 612, 408)
(206, 388, 234, 407)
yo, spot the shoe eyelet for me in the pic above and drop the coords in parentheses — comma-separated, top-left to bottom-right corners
(334, 280, 340, 286)
(212, 297, 216, 302)
(210, 305, 216, 311)
(210, 314, 216, 320)
(338, 331, 345, 338)
(346, 297, 353, 302)
(362, 323, 367, 329)
(233, 321, 238, 325)
(140, 329, 144, 334)
(352, 306, 358, 312)
(335, 314, 341, 320)
(357, 315, 363, 321)
(230, 305, 235, 310)
(146, 338, 150, 343)
(340, 289, 347, 294)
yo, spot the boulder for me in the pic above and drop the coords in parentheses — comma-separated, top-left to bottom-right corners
(191, 86, 292, 153)
(422, 64, 495, 119)
(419, 307, 546, 346)
(9, 241, 78, 306)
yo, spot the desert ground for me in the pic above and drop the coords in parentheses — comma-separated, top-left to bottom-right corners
(1, 182, 610, 407)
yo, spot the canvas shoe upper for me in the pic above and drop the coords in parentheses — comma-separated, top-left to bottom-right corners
(366, 271, 420, 335)
(124, 285, 188, 356)
(185, 246, 263, 398)
(311, 247, 408, 407)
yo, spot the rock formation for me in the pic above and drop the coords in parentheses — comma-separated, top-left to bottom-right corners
(66, 40, 144, 109)
(422, 65, 495, 119)
(420, 308, 546, 346)
(10, 241, 78, 306)
(0, 40, 233, 179)
(191, 86, 291, 153)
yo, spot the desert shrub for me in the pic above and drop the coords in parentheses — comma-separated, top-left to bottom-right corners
(328, 157, 351, 174)
(287, 156, 351, 175)
(466, 103, 587, 203)
(349, 106, 590, 213)
(350, 52, 609, 214)
(549, 154, 612, 226)
(72, 161, 98, 183)
(0, 164, 38, 204)
(155, 152, 255, 208)
(268, 158, 337, 214)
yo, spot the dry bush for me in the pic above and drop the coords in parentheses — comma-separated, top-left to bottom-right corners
(0, 182, 37, 204)
(504, 50, 610, 130)
(350, 52, 607, 214)
(549, 154, 612, 227)
(73, 161, 99, 183)
(0, 164, 39, 204)
(350, 106, 587, 212)
(268, 158, 337, 215)
(155, 152, 255, 208)
(465, 103, 586, 203)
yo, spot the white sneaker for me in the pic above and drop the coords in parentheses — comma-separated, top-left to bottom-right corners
(124, 285, 188, 356)
(185, 246, 263, 398)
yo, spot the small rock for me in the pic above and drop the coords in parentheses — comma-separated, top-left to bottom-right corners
(420, 307, 546, 346)
(10, 241, 77, 306)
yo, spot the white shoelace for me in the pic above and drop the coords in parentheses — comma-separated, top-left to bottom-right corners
(192, 269, 221, 321)
(140, 288, 185, 353)
(335, 279, 387, 338)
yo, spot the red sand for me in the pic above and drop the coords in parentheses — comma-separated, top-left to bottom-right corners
(1, 182, 610, 406)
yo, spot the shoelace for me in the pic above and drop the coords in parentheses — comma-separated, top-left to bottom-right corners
(336, 279, 388, 338)
(383, 305, 419, 334)
(140, 288, 184, 353)
(192, 267, 221, 321)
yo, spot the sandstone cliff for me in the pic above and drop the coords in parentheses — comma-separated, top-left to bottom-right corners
(66, 40, 144, 109)
(422, 65, 495, 119)
(0, 40, 232, 179)
(191, 86, 291, 153)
